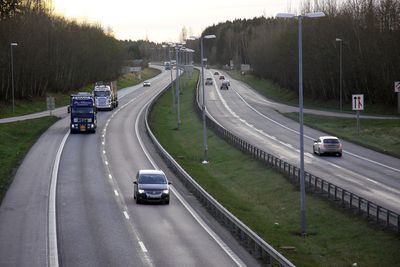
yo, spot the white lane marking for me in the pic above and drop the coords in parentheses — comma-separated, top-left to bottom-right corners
(138, 242, 148, 253)
(108, 174, 112, 180)
(114, 190, 119, 196)
(123, 211, 130, 220)
(103, 150, 106, 154)
(49, 131, 69, 267)
(135, 100, 246, 267)
(210, 73, 400, 188)
(231, 85, 400, 173)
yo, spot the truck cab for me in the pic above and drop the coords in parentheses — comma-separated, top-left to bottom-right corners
(93, 81, 118, 111)
(69, 93, 97, 133)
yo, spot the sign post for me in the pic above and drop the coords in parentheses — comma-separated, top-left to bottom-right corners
(395, 81, 400, 113)
(46, 96, 55, 116)
(352, 94, 364, 135)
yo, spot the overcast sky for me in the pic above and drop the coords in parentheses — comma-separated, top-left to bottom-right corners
(52, 0, 302, 43)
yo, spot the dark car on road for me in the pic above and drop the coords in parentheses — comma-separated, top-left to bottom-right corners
(134, 169, 171, 204)
(220, 80, 229, 90)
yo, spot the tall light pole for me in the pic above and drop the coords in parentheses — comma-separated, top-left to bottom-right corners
(163, 43, 175, 110)
(335, 38, 343, 111)
(190, 34, 216, 164)
(10, 42, 18, 114)
(276, 12, 325, 236)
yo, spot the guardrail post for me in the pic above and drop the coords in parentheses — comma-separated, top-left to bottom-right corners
(350, 193, 353, 209)
(358, 197, 362, 214)
(377, 206, 380, 223)
(367, 202, 370, 219)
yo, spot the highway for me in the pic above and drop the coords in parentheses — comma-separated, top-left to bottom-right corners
(204, 70, 400, 214)
(0, 68, 259, 266)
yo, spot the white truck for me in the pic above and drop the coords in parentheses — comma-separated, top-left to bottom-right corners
(93, 81, 118, 111)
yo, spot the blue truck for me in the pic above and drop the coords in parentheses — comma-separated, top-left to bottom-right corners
(68, 93, 97, 133)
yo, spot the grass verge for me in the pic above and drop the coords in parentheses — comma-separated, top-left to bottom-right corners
(150, 71, 400, 266)
(227, 70, 398, 115)
(0, 67, 161, 118)
(0, 116, 59, 202)
(284, 112, 400, 158)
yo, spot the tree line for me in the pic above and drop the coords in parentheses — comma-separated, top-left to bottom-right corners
(186, 0, 400, 107)
(0, 0, 124, 102)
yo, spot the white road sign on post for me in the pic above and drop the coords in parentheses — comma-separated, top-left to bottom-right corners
(352, 94, 364, 111)
(395, 81, 400, 93)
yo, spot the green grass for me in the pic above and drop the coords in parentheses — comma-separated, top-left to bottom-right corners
(227, 70, 399, 115)
(150, 71, 400, 266)
(0, 67, 161, 119)
(284, 112, 400, 158)
(0, 116, 59, 201)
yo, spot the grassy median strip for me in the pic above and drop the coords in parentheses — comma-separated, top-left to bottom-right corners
(150, 72, 400, 266)
(284, 112, 400, 158)
(0, 67, 161, 118)
(0, 116, 59, 202)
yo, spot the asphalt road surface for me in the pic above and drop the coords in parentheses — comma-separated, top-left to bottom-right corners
(204, 69, 400, 214)
(0, 68, 259, 267)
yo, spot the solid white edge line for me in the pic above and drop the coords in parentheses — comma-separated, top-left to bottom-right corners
(49, 131, 69, 267)
(135, 100, 246, 267)
(229, 78, 400, 173)
(123, 211, 130, 220)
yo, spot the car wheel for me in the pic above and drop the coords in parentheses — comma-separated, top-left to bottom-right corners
(337, 152, 342, 157)
(136, 197, 141, 204)
(165, 199, 170, 205)
(318, 148, 322, 155)
(313, 147, 316, 154)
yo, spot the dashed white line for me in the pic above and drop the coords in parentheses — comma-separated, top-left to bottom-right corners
(123, 211, 130, 220)
(108, 174, 112, 180)
(138, 242, 148, 253)
(114, 190, 119, 196)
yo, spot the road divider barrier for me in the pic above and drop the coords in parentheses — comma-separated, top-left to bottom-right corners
(145, 83, 296, 267)
(194, 74, 400, 235)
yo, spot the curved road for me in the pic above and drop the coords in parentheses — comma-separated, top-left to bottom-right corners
(0, 68, 259, 266)
(204, 69, 400, 213)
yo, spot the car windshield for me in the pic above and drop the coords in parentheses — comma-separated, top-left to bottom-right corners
(94, 91, 110, 97)
(139, 174, 166, 184)
(324, 139, 339, 144)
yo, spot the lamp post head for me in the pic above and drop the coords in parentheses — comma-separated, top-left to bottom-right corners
(276, 13, 296, 18)
(204, 34, 216, 39)
(335, 38, 342, 42)
(11, 42, 18, 46)
(276, 11, 325, 19)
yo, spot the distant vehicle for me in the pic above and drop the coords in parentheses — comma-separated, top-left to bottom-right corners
(219, 75, 225, 80)
(68, 93, 97, 133)
(133, 169, 171, 204)
(143, 81, 151, 87)
(164, 61, 171, 70)
(220, 80, 229, 90)
(205, 77, 213, 85)
(93, 81, 118, 111)
(313, 136, 342, 157)
(214, 71, 219, 75)
(225, 79, 230, 86)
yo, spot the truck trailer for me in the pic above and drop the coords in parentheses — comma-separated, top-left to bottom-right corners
(93, 81, 118, 111)
(68, 93, 97, 133)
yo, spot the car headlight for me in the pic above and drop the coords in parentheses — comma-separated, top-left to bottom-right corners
(162, 189, 169, 194)
(138, 189, 145, 194)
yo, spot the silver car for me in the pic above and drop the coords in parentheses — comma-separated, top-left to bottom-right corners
(313, 136, 342, 157)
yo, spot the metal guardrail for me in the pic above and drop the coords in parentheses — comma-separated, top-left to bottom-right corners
(145, 83, 296, 267)
(195, 75, 400, 234)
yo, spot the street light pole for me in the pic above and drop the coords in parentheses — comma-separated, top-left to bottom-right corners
(336, 38, 343, 111)
(277, 11, 325, 236)
(175, 44, 181, 129)
(190, 34, 216, 164)
(10, 42, 18, 114)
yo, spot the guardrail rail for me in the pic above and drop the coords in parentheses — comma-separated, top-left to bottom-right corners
(145, 82, 296, 267)
(194, 74, 400, 234)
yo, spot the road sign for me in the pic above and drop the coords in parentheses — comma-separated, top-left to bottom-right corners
(352, 94, 364, 111)
(395, 81, 400, 93)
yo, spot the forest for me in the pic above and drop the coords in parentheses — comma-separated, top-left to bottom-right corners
(0, 0, 124, 102)
(186, 0, 400, 106)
